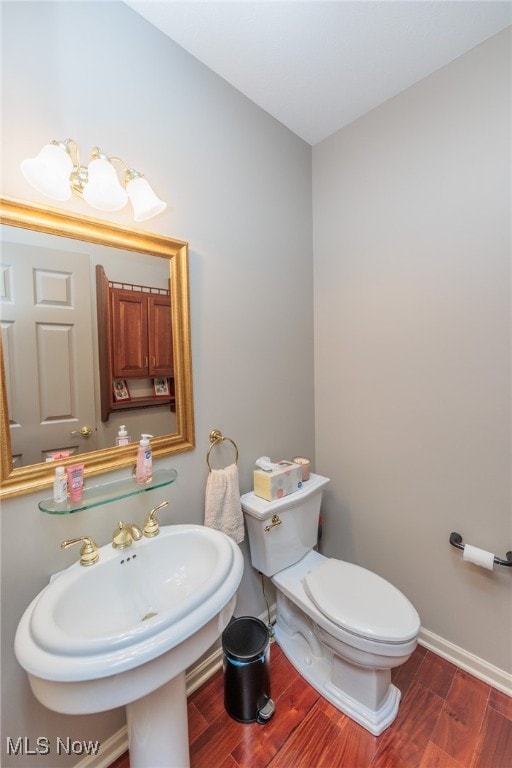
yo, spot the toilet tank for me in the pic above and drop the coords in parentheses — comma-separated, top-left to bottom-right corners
(241, 473, 330, 577)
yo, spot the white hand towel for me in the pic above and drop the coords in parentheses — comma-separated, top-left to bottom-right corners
(204, 463, 244, 544)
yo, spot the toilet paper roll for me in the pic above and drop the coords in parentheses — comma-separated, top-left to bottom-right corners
(462, 544, 495, 571)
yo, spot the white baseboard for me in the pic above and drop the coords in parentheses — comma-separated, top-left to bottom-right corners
(75, 726, 128, 768)
(185, 646, 224, 696)
(418, 628, 512, 697)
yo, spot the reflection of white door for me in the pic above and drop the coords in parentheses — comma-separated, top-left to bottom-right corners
(0, 240, 97, 467)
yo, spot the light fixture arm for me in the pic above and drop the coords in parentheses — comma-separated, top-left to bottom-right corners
(64, 140, 89, 198)
(108, 154, 129, 171)
(109, 155, 145, 185)
(50, 138, 78, 160)
(89, 149, 145, 187)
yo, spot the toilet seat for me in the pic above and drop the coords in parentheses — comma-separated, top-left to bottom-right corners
(303, 559, 419, 644)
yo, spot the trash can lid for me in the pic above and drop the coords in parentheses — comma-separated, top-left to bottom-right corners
(222, 616, 269, 662)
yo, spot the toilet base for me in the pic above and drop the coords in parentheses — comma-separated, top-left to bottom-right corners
(274, 595, 402, 736)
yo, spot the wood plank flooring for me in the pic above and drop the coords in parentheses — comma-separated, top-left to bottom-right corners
(109, 643, 512, 768)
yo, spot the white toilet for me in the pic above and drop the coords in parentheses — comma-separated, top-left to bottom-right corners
(241, 473, 420, 735)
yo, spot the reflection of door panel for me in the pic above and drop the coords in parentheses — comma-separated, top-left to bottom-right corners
(0, 241, 97, 466)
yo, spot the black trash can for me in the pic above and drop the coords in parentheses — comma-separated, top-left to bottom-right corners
(222, 616, 275, 724)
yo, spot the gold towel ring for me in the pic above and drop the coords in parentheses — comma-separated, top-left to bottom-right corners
(206, 429, 239, 472)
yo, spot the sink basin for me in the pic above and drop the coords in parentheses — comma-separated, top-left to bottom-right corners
(15, 524, 244, 768)
(29, 524, 236, 663)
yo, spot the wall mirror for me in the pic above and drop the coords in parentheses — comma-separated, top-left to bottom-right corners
(0, 197, 194, 499)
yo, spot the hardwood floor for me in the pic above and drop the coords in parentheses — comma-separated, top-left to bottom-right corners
(110, 643, 512, 768)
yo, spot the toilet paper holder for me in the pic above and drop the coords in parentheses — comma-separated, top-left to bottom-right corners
(449, 532, 512, 567)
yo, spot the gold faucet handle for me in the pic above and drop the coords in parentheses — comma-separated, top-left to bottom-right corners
(61, 536, 99, 566)
(143, 500, 169, 538)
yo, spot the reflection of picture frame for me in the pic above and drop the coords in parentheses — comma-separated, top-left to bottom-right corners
(153, 377, 170, 397)
(113, 379, 130, 401)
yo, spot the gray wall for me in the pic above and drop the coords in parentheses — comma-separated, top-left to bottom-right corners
(1, 3, 510, 766)
(313, 29, 511, 672)
(1, 3, 313, 765)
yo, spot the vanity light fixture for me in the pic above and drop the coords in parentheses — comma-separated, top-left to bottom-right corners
(21, 139, 167, 222)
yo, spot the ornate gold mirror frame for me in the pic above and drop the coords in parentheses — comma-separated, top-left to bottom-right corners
(0, 197, 194, 499)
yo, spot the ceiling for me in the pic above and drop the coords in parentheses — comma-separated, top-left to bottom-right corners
(126, 1, 511, 145)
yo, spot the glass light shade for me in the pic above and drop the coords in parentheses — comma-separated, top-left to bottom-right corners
(21, 144, 73, 201)
(83, 157, 128, 211)
(126, 176, 167, 222)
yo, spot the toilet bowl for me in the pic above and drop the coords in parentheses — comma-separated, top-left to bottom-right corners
(241, 473, 420, 735)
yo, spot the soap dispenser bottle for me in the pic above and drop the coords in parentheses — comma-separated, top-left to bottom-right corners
(135, 434, 153, 484)
(53, 465, 68, 503)
(116, 425, 130, 446)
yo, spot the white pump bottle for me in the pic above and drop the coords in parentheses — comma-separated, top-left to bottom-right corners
(116, 425, 130, 446)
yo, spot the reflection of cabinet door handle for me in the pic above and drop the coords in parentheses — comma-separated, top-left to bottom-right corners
(264, 514, 282, 532)
(144, 356, 148, 367)
(70, 426, 93, 438)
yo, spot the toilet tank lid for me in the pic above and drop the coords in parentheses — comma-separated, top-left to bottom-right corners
(241, 473, 330, 520)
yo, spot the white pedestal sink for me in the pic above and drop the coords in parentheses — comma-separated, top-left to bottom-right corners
(15, 524, 244, 768)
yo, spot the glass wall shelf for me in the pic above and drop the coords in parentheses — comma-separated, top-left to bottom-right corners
(39, 467, 178, 514)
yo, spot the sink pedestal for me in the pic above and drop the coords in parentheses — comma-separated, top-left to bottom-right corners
(127, 673, 189, 768)
(15, 525, 244, 768)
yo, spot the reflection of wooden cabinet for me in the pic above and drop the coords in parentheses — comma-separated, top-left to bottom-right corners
(96, 266, 175, 422)
(111, 290, 173, 378)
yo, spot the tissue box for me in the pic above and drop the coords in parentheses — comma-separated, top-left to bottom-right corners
(253, 461, 303, 501)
